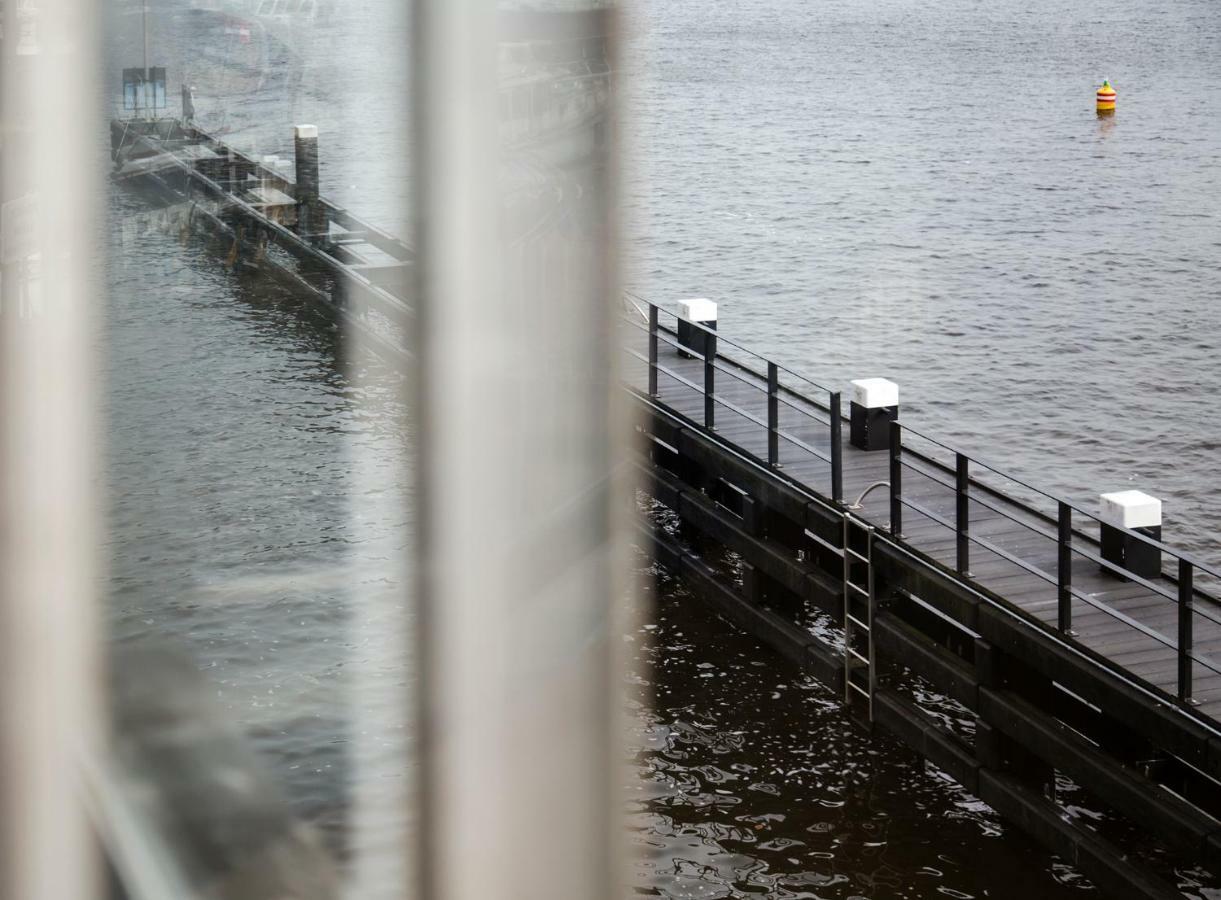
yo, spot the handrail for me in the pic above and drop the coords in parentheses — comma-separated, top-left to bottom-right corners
(632, 380, 1221, 735)
(623, 291, 836, 396)
(622, 290, 1220, 709)
(897, 417, 1221, 581)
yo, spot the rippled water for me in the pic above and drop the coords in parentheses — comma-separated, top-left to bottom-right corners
(625, 0, 1221, 557)
(104, 0, 1221, 896)
(626, 562, 1100, 900)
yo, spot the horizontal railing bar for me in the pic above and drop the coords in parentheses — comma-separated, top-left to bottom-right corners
(965, 488, 1061, 545)
(900, 421, 1221, 580)
(623, 349, 708, 402)
(967, 530, 1059, 587)
(909, 430, 1221, 602)
(627, 347, 835, 468)
(709, 391, 771, 433)
(897, 494, 956, 533)
(623, 293, 836, 394)
(709, 356, 771, 393)
(1066, 543, 1180, 604)
(1069, 588, 1182, 654)
(776, 427, 834, 466)
(902, 490, 1061, 589)
(773, 390, 834, 426)
(623, 310, 842, 429)
(898, 454, 959, 494)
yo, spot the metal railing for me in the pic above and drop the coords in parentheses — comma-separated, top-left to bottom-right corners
(621, 293, 845, 504)
(623, 293, 1221, 712)
(889, 419, 1221, 706)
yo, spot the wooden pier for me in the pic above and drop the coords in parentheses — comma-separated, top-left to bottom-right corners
(110, 118, 414, 361)
(113, 119, 1221, 898)
(622, 300, 1221, 898)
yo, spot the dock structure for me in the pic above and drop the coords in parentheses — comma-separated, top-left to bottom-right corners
(110, 118, 414, 360)
(112, 120, 1221, 897)
(622, 298, 1221, 898)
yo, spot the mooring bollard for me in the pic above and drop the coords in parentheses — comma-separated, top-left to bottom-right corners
(849, 378, 898, 451)
(1099, 490, 1161, 579)
(676, 298, 717, 360)
(294, 124, 325, 238)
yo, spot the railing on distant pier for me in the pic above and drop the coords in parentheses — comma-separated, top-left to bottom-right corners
(622, 293, 845, 504)
(622, 294, 1219, 713)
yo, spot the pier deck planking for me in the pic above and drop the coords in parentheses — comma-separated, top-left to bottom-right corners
(622, 317, 1221, 725)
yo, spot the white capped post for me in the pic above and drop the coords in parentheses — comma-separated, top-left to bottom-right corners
(849, 377, 898, 451)
(1099, 490, 1162, 579)
(676, 298, 717, 359)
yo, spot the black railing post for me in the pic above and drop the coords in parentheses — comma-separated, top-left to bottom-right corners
(767, 363, 779, 466)
(830, 391, 843, 504)
(955, 453, 969, 576)
(1058, 502, 1072, 634)
(889, 421, 902, 537)
(647, 304, 658, 397)
(704, 342, 715, 430)
(1178, 558, 1194, 703)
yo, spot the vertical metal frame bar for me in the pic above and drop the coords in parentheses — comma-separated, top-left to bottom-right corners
(888, 421, 902, 537)
(410, 3, 623, 899)
(1, 0, 103, 896)
(704, 344, 715, 429)
(1178, 558, 1194, 703)
(766, 363, 779, 467)
(647, 304, 658, 397)
(955, 453, 969, 576)
(1058, 502, 1073, 634)
(829, 392, 843, 504)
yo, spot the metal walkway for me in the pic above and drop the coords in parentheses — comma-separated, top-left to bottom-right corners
(621, 299, 1221, 727)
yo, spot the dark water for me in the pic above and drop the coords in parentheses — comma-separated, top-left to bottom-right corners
(104, 0, 1221, 896)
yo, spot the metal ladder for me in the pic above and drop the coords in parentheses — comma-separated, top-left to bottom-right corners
(842, 514, 876, 722)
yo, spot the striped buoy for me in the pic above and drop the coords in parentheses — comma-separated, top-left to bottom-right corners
(1096, 79, 1116, 115)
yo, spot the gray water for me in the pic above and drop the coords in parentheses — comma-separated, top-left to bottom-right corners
(625, 0, 1221, 556)
(104, 0, 1221, 896)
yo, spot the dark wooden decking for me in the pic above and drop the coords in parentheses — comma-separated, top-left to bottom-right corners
(621, 310, 1221, 726)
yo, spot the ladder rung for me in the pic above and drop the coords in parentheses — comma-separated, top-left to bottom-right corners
(847, 648, 870, 665)
(845, 614, 870, 631)
(847, 680, 871, 699)
(845, 581, 869, 598)
(844, 549, 870, 564)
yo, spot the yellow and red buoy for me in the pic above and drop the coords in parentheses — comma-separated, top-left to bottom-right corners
(1096, 79, 1117, 115)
